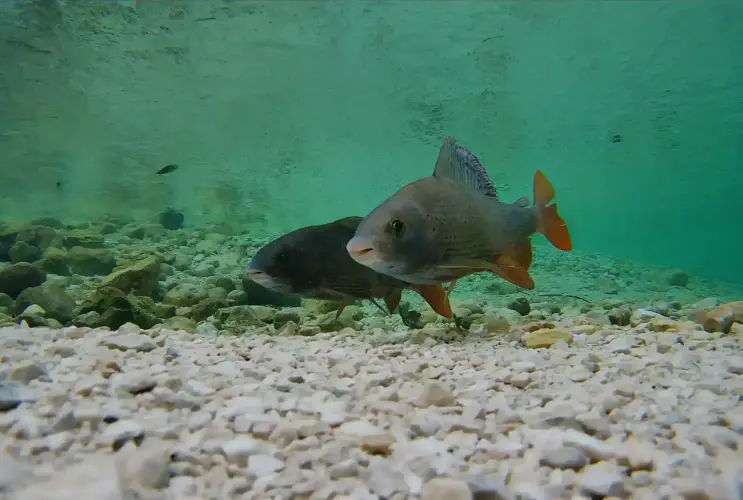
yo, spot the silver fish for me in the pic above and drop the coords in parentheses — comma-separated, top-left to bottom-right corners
(346, 136, 572, 297)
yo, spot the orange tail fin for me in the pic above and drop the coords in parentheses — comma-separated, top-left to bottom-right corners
(411, 284, 453, 319)
(533, 170, 573, 251)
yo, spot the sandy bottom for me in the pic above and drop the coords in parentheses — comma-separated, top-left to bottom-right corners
(1, 319, 743, 500)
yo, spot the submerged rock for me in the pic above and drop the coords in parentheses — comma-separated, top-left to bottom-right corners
(9, 241, 42, 264)
(695, 301, 743, 333)
(0, 223, 21, 261)
(595, 276, 620, 294)
(508, 297, 531, 316)
(215, 305, 267, 333)
(75, 286, 158, 329)
(608, 306, 632, 326)
(29, 216, 64, 229)
(15, 282, 75, 324)
(67, 246, 116, 276)
(191, 298, 233, 322)
(99, 256, 161, 297)
(60, 230, 105, 249)
(164, 283, 208, 307)
(668, 269, 690, 287)
(0, 263, 46, 298)
(38, 247, 71, 275)
(0, 293, 14, 313)
(162, 315, 196, 332)
(525, 328, 573, 348)
(159, 208, 184, 230)
(16, 225, 57, 250)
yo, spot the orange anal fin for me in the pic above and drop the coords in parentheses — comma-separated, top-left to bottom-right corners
(411, 284, 453, 319)
(493, 255, 536, 289)
(533, 170, 572, 252)
(384, 289, 403, 314)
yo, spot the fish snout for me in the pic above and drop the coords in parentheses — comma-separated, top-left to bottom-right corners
(346, 236, 377, 263)
(245, 267, 277, 290)
(245, 261, 267, 281)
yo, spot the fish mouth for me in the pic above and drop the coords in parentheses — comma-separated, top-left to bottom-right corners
(245, 269, 287, 292)
(346, 237, 377, 264)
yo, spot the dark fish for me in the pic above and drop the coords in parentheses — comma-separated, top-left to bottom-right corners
(346, 136, 572, 298)
(156, 164, 179, 175)
(245, 216, 453, 319)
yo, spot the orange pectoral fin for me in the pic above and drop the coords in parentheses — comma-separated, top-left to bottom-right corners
(411, 284, 453, 319)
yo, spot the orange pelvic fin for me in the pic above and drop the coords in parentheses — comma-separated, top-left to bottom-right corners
(384, 289, 403, 314)
(493, 254, 535, 289)
(533, 170, 573, 251)
(411, 284, 453, 319)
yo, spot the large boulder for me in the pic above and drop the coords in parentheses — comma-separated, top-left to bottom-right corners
(15, 282, 75, 323)
(67, 246, 116, 276)
(99, 256, 161, 297)
(74, 286, 158, 330)
(0, 263, 46, 298)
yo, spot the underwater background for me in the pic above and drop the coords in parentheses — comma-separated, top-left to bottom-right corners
(0, 0, 742, 287)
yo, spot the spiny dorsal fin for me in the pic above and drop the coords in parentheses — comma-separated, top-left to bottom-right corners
(432, 136, 499, 198)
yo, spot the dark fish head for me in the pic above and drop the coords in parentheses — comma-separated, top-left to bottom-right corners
(245, 234, 309, 295)
(346, 182, 436, 281)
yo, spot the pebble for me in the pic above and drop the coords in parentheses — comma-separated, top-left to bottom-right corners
(420, 477, 472, 500)
(102, 333, 156, 352)
(578, 462, 627, 497)
(1, 319, 742, 499)
(539, 446, 588, 470)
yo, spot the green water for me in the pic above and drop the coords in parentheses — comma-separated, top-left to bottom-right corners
(1, 0, 742, 284)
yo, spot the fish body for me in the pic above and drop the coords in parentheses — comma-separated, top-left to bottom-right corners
(245, 216, 452, 318)
(346, 136, 572, 291)
(156, 164, 179, 175)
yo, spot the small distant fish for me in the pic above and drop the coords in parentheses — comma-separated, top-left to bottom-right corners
(55, 181, 62, 189)
(611, 134, 622, 143)
(246, 216, 453, 319)
(346, 136, 573, 297)
(156, 164, 179, 175)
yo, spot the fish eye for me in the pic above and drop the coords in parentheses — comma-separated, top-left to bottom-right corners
(276, 251, 288, 262)
(390, 219, 405, 236)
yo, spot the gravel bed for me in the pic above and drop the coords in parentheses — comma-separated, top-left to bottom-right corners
(1, 323, 743, 500)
